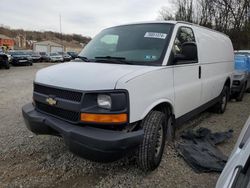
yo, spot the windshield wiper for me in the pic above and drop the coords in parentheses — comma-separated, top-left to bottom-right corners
(95, 56, 126, 60)
(75, 56, 90, 62)
(94, 56, 133, 65)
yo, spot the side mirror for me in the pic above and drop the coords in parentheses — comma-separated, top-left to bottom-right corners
(174, 42, 197, 64)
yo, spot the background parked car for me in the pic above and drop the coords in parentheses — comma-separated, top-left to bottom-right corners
(8, 51, 33, 66)
(0, 52, 10, 69)
(231, 53, 250, 101)
(29, 52, 42, 62)
(48, 52, 63, 62)
(39, 52, 50, 62)
(58, 52, 72, 62)
(67, 51, 78, 59)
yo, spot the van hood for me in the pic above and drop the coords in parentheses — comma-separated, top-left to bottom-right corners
(35, 62, 162, 91)
(233, 70, 246, 76)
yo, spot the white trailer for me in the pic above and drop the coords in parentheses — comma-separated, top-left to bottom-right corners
(33, 41, 63, 53)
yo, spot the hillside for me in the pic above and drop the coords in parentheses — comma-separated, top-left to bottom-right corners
(0, 26, 91, 49)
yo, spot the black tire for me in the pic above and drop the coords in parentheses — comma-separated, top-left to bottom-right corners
(235, 83, 246, 101)
(211, 85, 229, 113)
(5, 64, 10, 69)
(246, 86, 250, 93)
(4, 60, 10, 69)
(166, 114, 175, 142)
(137, 111, 167, 171)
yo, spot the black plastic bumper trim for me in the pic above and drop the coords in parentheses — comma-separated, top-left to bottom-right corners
(22, 103, 143, 162)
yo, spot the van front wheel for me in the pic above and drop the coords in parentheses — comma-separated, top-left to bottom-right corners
(235, 83, 246, 101)
(137, 111, 167, 171)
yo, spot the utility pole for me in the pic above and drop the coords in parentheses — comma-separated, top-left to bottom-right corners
(59, 14, 63, 53)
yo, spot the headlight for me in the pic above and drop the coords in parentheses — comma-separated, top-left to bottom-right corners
(81, 92, 128, 124)
(233, 74, 245, 79)
(97, 94, 112, 109)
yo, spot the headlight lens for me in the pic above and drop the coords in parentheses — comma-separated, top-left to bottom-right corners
(233, 73, 245, 79)
(97, 94, 112, 109)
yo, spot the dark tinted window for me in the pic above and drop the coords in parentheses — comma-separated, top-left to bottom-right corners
(171, 27, 197, 64)
(9, 51, 24, 55)
(235, 52, 250, 56)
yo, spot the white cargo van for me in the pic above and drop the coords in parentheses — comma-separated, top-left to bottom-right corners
(22, 21, 234, 171)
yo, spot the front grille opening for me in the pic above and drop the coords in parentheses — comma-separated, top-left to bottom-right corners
(36, 101, 80, 122)
(34, 84, 83, 102)
(233, 80, 241, 86)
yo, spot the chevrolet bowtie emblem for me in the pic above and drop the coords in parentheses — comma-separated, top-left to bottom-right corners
(46, 97, 57, 106)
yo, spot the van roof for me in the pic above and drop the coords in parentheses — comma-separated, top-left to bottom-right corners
(110, 20, 228, 37)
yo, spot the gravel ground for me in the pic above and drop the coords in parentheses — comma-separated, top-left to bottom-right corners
(0, 63, 250, 188)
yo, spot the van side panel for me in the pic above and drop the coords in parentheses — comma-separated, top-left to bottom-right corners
(116, 68, 174, 123)
(173, 63, 202, 118)
(116, 23, 234, 123)
(170, 24, 202, 118)
(194, 26, 234, 104)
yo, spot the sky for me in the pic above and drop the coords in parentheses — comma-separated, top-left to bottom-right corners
(0, 0, 172, 37)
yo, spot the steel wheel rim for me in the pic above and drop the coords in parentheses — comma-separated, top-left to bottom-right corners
(222, 94, 227, 110)
(155, 123, 164, 158)
(167, 116, 173, 136)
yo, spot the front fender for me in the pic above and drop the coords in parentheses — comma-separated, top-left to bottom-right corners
(140, 99, 175, 120)
(115, 67, 175, 123)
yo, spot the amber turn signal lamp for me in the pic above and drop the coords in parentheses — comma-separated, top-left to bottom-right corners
(80, 113, 127, 123)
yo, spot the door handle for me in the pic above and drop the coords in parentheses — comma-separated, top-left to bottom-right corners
(199, 66, 201, 79)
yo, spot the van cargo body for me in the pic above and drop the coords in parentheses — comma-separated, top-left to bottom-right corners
(22, 21, 234, 171)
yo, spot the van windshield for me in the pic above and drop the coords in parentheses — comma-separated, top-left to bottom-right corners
(79, 23, 173, 65)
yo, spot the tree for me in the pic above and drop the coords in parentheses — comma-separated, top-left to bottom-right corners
(158, 0, 250, 49)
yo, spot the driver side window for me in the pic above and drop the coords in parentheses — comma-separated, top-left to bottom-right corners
(172, 27, 197, 64)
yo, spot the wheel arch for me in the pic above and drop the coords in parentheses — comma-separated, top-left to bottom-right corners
(225, 77, 231, 88)
(140, 100, 175, 120)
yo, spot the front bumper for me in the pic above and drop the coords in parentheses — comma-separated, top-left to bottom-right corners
(50, 58, 63, 62)
(12, 59, 32, 65)
(22, 103, 143, 162)
(32, 58, 41, 62)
